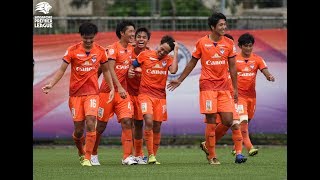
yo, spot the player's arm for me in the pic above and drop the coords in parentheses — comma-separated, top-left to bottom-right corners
(128, 59, 140, 78)
(42, 61, 69, 94)
(101, 61, 114, 103)
(169, 42, 179, 74)
(167, 56, 198, 91)
(228, 56, 238, 103)
(261, 68, 275, 82)
(108, 59, 127, 99)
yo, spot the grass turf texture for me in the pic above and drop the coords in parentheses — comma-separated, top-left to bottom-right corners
(34, 145, 286, 180)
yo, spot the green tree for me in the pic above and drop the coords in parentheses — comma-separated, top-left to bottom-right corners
(161, 0, 211, 16)
(106, 0, 151, 16)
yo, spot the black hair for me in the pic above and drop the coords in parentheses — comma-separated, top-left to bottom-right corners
(224, 33, 234, 41)
(115, 20, 136, 39)
(238, 33, 255, 46)
(79, 22, 98, 36)
(208, 12, 227, 30)
(160, 35, 175, 52)
(135, 27, 151, 40)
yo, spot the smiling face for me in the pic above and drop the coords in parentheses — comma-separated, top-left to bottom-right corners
(135, 31, 149, 49)
(240, 43, 253, 57)
(121, 25, 135, 44)
(81, 34, 95, 49)
(212, 19, 227, 36)
(156, 43, 171, 59)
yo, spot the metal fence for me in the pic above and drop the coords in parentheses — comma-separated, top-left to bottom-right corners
(33, 16, 287, 34)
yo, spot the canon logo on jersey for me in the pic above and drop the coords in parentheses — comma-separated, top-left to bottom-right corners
(205, 60, 225, 65)
(116, 65, 130, 69)
(76, 66, 94, 72)
(146, 69, 167, 75)
(239, 72, 255, 77)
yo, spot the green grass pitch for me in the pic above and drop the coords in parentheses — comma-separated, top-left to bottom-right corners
(34, 145, 286, 180)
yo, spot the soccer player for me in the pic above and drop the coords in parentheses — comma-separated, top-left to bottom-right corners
(130, 35, 179, 164)
(167, 12, 246, 165)
(41, 22, 114, 167)
(235, 32, 275, 156)
(92, 20, 137, 165)
(127, 27, 151, 164)
(200, 33, 247, 163)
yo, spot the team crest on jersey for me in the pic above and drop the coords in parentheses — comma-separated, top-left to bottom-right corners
(108, 49, 114, 55)
(91, 56, 97, 63)
(250, 64, 255, 69)
(219, 48, 225, 54)
(162, 60, 167, 67)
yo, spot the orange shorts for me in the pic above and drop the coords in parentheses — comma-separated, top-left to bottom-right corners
(237, 96, 256, 122)
(138, 93, 167, 122)
(212, 101, 240, 124)
(68, 95, 99, 121)
(130, 95, 143, 120)
(199, 90, 233, 114)
(97, 92, 133, 123)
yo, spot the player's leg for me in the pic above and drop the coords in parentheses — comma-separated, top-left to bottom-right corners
(69, 96, 87, 166)
(82, 95, 100, 166)
(92, 92, 113, 165)
(116, 93, 136, 165)
(246, 97, 258, 156)
(199, 91, 220, 165)
(131, 95, 147, 164)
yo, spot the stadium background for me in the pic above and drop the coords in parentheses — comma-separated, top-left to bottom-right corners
(33, 0, 287, 144)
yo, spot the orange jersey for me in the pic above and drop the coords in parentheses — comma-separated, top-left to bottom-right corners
(127, 48, 150, 96)
(192, 35, 236, 91)
(99, 41, 133, 93)
(137, 50, 173, 99)
(236, 52, 268, 98)
(63, 42, 107, 96)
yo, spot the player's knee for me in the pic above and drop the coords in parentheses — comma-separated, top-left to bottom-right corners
(74, 129, 84, 138)
(121, 118, 133, 129)
(231, 121, 240, 130)
(239, 115, 249, 123)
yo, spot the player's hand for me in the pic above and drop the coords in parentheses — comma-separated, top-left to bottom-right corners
(42, 83, 53, 94)
(173, 42, 179, 51)
(267, 75, 275, 82)
(118, 86, 127, 99)
(128, 67, 135, 78)
(107, 88, 115, 103)
(167, 79, 181, 91)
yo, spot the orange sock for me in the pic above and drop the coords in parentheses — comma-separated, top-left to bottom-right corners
(205, 124, 217, 159)
(134, 139, 144, 157)
(232, 129, 243, 155)
(153, 132, 161, 156)
(215, 123, 229, 142)
(92, 131, 102, 155)
(84, 131, 96, 160)
(72, 133, 85, 156)
(241, 123, 253, 151)
(121, 129, 133, 160)
(144, 129, 154, 156)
